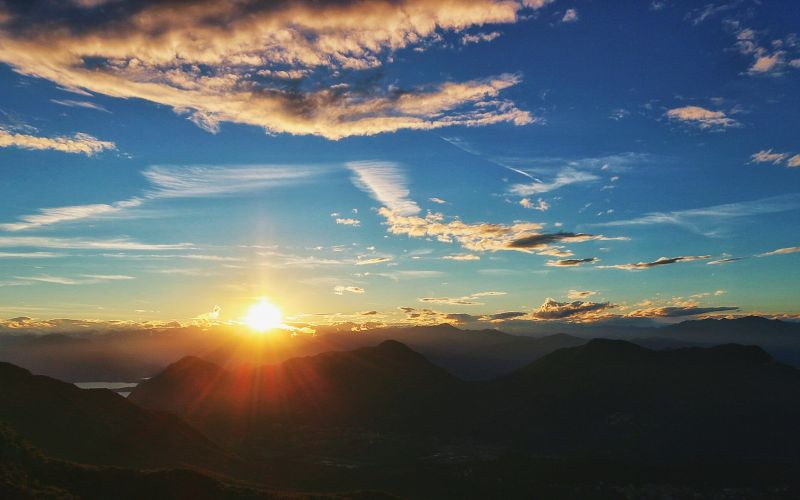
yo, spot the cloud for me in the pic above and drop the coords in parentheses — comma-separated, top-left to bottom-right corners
(598, 255, 710, 271)
(335, 218, 361, 226)
(0, 236, 193, 251)
(0, 252, 61, 258)
(347, 161, 420, 215)
(546, 257, 598, 267)
(595, 193, 800, 236)
(509, 168, 599, 196)
(519, 198, 549, 211)
(508, 232, 621, 249)
(50, 99, 110, 113)
(707, 257, 743, 265)
(665, 106, 739, 130)
(530, 297, 613, 320)
(0, 198, 142, 231)
(561, 8, 578, 22)
(442, 254, 480, 261)
(418, 290, 505, 306)
(567, 290, 597, 299)
(751, 149, 788, 165)
(750, 149, 800, 168)
(334, 285, 365, 295)
(15, 274, 135, 285)
(626, 305, 739, 318)
(144, 164, 319, 198)
(195, 305, 222, 322)
(380, 209, 622, 256)
(355, 256, 393, 265)
(0, 128, 115, 155)
(0, 1, 546, 139)
(429, 197, 448, 205)
(2, 164, 321, 232)
(757, 246, 800, 257)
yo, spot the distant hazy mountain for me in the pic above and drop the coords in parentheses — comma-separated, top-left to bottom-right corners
(3, 316, 800, 384)
(131, 339, 800, 463)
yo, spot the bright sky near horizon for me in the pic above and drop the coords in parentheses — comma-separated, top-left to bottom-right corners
(0, 0, 798, 330)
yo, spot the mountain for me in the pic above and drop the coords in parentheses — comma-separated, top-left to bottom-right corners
(131, 341, 459, 444)
(473, 339, 800, 460)
(0, 361, 235, 471)
(132, 339, 800, 464)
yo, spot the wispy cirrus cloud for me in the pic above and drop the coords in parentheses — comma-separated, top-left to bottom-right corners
(419, 291, 505, 306)
(347, 161, 421, 216)
(0, 199, 142, 231)
(50, 99, 109, 113)
(0, 236, 193, 251)
(758, 246, 800, 257)
(598, 255, 710, 271)
(595, 193, 800, 237)
(0, 127, 115, 155)
(0, 1, 547, 139)
(334, 285, 365, 295)
(546, 257, 598, 267)
(15, 274, 135, 285)
(1, 164, 321, 231)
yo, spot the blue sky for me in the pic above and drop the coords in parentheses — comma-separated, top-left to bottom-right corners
(0, 0, 798, 329)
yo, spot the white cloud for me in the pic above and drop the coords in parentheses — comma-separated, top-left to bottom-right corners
(0, 236, 193, 251)
(335, 218, 361, 227)
(347, 161, 421, 215)
(561, 8, 578, 23)
(510, 168, 599, 196)
(334, 285, 365, 295)
(758, 246, 800, 257)
(0, 198, 142, 231)
(0, 128, 115, 155)
(519, 197, 549, 211)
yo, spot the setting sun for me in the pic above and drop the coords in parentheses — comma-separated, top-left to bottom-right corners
(243, 298, 283, 333)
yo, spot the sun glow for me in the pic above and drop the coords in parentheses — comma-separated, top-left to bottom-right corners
(243, 298, 283, 333)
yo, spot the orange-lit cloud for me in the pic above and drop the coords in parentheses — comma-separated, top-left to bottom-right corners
(0, 0, 549, 138)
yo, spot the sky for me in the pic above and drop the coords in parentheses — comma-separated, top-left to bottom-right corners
(0, 0, 798, 331)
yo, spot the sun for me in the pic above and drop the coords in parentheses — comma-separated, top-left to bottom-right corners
(243, 298, 283, 333)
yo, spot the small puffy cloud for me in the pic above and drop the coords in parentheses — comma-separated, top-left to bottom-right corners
(461, 31, 501, 45)
(561, 8, 578, 23)
(334, 285, 365, 295)
(519, 198, 549, 211)
(751, 149, 800, 168)
(758, 246, 800, 257)
(750, 52, 784, 74)
(442, 253, 481, 261)
(196, 305, 222, 322)
(546, 257, 599, 267)
(530, 297, 613, 321)
(429, 197, 448, 204)
(599, 255, 710, 271)
(567, 290, 597, 299)
(0, 128, 115, 156)
(665, 106, 739, 130)
(335, 218, 361, 226)
(751, 149, 788, 164)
